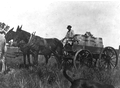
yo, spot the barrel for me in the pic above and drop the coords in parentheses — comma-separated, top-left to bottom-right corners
(95, 37, 103, 47)
(84, 36, 96, 47)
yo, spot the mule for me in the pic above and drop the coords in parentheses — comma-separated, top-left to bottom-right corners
(27, 33, 63, 67)
(6, 26, 32, 68)
(13, 25, 63, 68)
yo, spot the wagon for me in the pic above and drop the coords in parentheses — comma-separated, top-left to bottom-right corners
(62, 32, 118, 70)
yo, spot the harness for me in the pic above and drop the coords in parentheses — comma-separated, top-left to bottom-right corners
(28, 32, 36, 44)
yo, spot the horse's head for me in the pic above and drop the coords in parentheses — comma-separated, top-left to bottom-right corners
(5, 27, 15, 43)
(13, 25, 31, 46)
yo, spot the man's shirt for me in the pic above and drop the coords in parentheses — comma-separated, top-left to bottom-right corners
(65, 30, 74, 38)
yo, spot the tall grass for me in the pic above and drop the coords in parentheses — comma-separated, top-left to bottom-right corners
(0, 56, 120, 88)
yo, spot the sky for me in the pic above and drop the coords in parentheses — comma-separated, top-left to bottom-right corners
(0, 0, 120, 49)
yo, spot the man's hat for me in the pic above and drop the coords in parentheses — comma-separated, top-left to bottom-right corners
(67, 25, 72, 29)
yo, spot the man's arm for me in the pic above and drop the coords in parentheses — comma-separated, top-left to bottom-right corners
(71, 30, 74, 37)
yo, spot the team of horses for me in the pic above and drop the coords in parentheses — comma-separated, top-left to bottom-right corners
(3, 25, 115, 88)
(5, 25, 64, 69)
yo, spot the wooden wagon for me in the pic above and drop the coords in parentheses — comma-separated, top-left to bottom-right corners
(62, 32, 118, 70)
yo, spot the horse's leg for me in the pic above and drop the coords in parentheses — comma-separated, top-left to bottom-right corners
(57, 57, 62, 70)
(55, 49, 63, 69)
(33, 52, 38, 66)
(31, 53, 34, 66)
(44, 55, 50, 65)
(35, 53, 38, 66)
(27, 53, 31, 66)
(23, 54, 26, 68)
(32, 53, 35, 66)
(53, 42, 63, 67)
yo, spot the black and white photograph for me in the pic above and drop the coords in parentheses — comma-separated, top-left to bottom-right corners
(0, 0, 119, 88)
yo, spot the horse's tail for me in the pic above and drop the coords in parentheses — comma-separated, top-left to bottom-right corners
(54, 38, 63, 56)
(53, 38, 64, 69)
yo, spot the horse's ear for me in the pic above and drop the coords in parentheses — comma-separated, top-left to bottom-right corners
(17, 25, 22, 31)
(17, 25, 19, 29)
(20, 25, 22, 29)
(12, 27, 14, 30)
(16, 25, 19, 31)
(10, 27, 14, 31)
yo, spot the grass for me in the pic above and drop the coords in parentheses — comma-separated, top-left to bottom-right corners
(0, 47, 120, 88)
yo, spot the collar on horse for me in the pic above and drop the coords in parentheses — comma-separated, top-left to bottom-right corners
(28, 32, 36, 44)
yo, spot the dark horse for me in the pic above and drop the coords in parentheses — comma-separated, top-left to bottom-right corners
(13, 26, 63, 68)
(7, 26, 32, 67)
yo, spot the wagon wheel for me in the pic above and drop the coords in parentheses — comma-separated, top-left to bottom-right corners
(74, 49, 93, 70)
(98, 46, 118, 70)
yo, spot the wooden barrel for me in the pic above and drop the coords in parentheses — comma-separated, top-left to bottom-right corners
(85, 36, 96, 47)
(95, 37, 103, 47)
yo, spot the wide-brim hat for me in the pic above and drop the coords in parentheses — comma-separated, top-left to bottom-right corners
(67, 25, 72, 29)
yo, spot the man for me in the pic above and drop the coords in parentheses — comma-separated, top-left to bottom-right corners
(62, 25, 74, 41)
(62, 25, 75, 47)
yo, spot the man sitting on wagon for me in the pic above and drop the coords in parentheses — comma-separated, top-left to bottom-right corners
(62, 25, 75, 45)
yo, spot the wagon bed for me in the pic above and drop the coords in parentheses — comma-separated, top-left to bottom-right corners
(63, 41, 118, 70)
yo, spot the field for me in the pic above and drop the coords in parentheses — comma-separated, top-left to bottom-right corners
(0, 47, 120, 88)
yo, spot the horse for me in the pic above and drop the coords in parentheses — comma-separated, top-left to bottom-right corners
(13, 25, 63, 68)
(27, 33, 63, 67)
(7, 26, 32, 68)
(0, 31, 7, 73)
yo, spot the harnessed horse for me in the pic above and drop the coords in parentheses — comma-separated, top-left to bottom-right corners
(11, 26, 33, 68)
(27, 33, 63, 67)
(13, 25, 63, 68)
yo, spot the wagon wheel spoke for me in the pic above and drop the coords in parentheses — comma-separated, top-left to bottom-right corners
(99, 47, 118, 70)
(110, 59, 116, 67)
(100, 61, 111, 69)
(76, 54, 82, 69)
(74, 50, 93, 70)
(100, 55, 113, 69)
(110, 61, 115, 67)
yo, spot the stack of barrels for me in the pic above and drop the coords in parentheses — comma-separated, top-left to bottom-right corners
(74, 32, 103, 47)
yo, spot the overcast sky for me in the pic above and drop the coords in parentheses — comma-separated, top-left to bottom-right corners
(0, 0, 120, 49)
